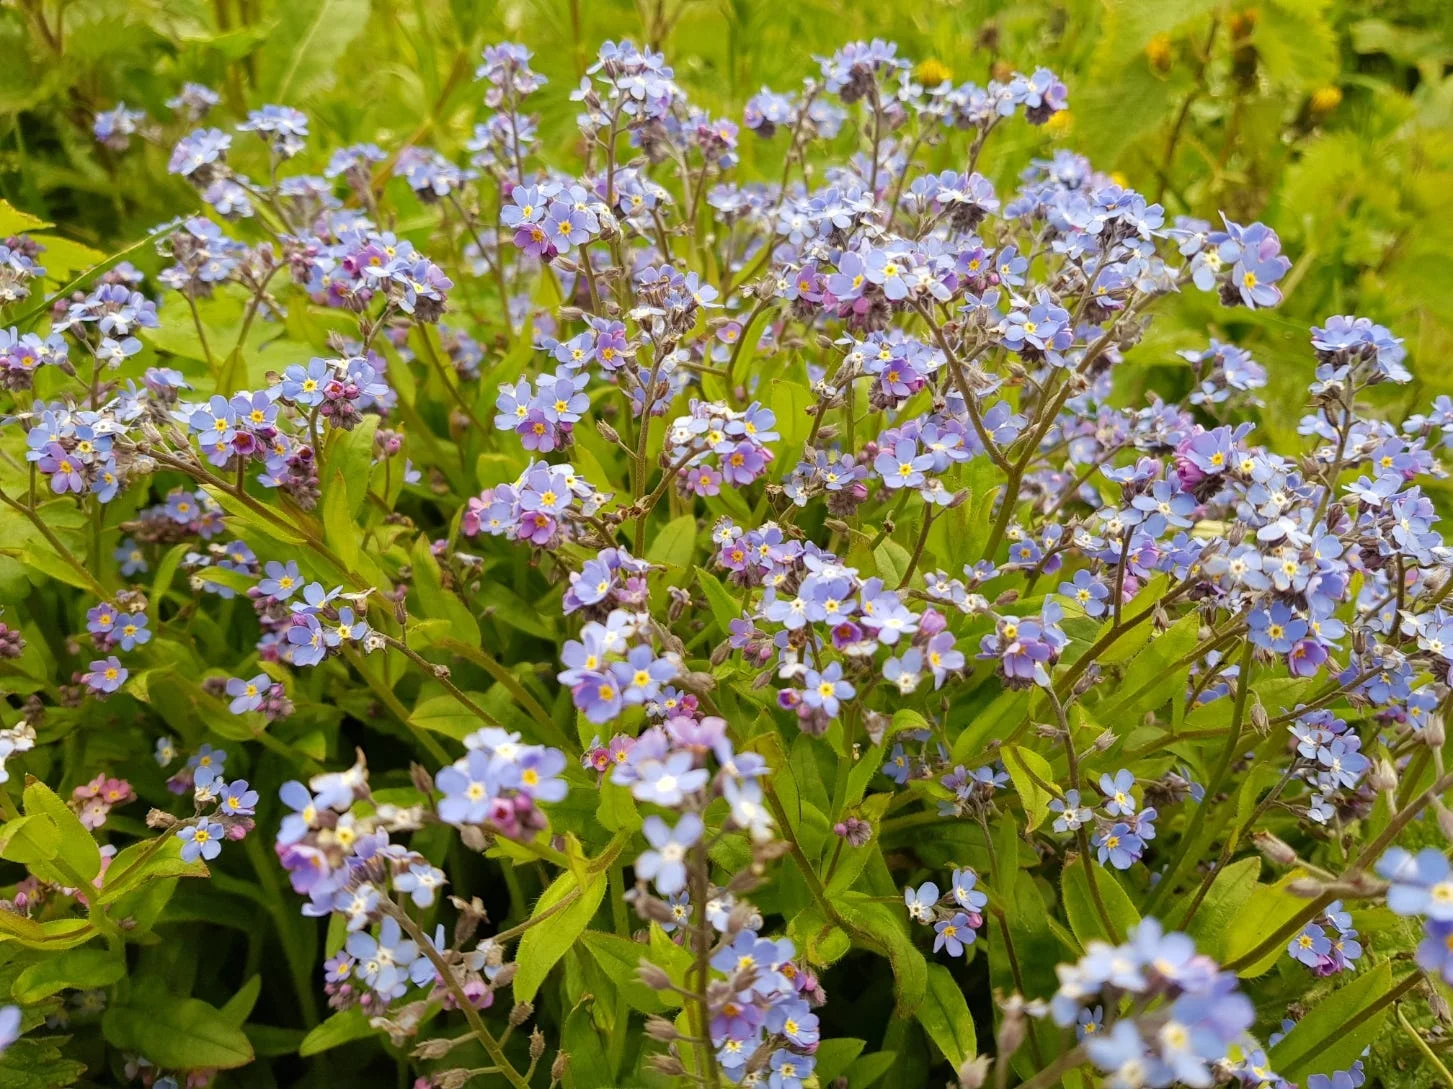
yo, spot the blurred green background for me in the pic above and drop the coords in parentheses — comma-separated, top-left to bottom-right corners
(5, 0, 1453, 465)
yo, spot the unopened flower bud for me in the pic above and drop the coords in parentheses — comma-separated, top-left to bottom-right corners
(1435, 801, 1453, 844)
(510, 1001, 533, 1027)
(1287, 877, 1327, 898)
(529, 1026, 545, 1060)
(644, 1016, 679, 1041)
(410, 763, 434, 795)
(434, 1069, 470, 1089)
(995, 1005, 1027, 1057)
(638, 960, 673, 990)
(647, 1054, 686, 1077)
(1425, 715, 1446, 748)
(958, 1054, 992, 1089)
(1248, 701, 1270, 737)
(412, 1036, 457, 1060)
(459, 824, 488, 852)
(1431, 989, 1452, 1025)
(1253, 831, 1297, 866)
(1369, 759, 1398, 794)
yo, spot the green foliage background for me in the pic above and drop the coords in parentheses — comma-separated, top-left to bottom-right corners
(2, 1, 1452, 1087)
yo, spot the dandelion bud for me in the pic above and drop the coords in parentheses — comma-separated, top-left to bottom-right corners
(1145, 33, 1173, 75)
(638, 961, 673, 991)
(1253, 831, 1297, 866)
(958, 1054, 992, 1089)
(644, 1016, 678, 1041)
(529, 1026, 546, 1060)
(1308, 86, 1342, 119)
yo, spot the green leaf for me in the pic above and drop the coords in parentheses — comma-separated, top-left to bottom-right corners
(1095, 612, 1199, 723)
(1002, 745, 1055, 830)
(98, 836, 209, 905)
(1269, 962, 1398, 1081)
(259, 0, 373, 102)
(0, 199, 49, 235)
(322, 470, 359, 572)
(22, 778, 100, 883)
(219, 974, 262, 1026)
(12, 948, 124, 1003)
(102, 994, 256, 1070)
(873, 537, 912, 588)
(0, 814, 59, 866)
(580, 931, 683, 1012)
(1184, 857, 1260, 960)
(843, 1050, 898, 1088)
(815, 1038, 866, 1084)
(1224, 870, 1316, 976)
(409, 692, 491, 740)
(916, 963, 977, 1068)
(298, 1007, 373, 1057)
(838, 893, 927, 1016)
(646, 514, 698, 572)
(0, 1037, 86, 1089)
(695, 566, 744, 635)
(201, 484, 307, 546)
(1062, 858, 1141, 947)
(514, 867, 607, 1003)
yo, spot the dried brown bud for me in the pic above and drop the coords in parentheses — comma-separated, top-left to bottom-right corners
(146, 807, 178, 829)
(529, 1026, 546, 1060)
(595, 419, 620, 444)
(644, 1016, 679, 1041)
(492, 962, 518, 988)
(551, 1050, 570, 1080)
(410, 763, 435, 796)
(510, 1001, 534, 1027)
(434, 1069, 471, 1089)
